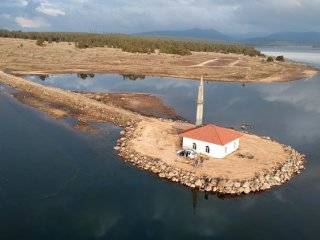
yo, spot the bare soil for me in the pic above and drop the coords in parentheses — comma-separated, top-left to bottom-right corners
(0, 38, 317, 83)
(81, 92, 182, 120)
(129, 119, 289, 180)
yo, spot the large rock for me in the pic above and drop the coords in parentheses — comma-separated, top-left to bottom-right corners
(274, 176, 281, 182)
(113, 146, 121, 151)
(234, 182, 241, 188)
(159, 172, 166, 178)
(243, 187, 251, 194)
(262, 183, 271, 190)
(195, 179, 203, 188)
(168, 172, 175, 178)
(242, 181, 250, 188)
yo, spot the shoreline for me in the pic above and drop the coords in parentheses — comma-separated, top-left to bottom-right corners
(8, 67, 318, 84)
(0, 37, 318, 84)
(0, 71, 305, 195)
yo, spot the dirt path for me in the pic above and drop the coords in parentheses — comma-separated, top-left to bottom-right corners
(192, 59, 218, 67)
(229, 59, 241, 66)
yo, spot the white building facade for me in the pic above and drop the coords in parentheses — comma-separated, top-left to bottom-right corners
(182, 137, 240, 159)
(179, 124, 242, 159)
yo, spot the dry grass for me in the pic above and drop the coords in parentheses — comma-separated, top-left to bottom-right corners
(0, 38, 317, 82)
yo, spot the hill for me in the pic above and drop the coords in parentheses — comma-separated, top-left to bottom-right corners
(242, 32, 320, 46)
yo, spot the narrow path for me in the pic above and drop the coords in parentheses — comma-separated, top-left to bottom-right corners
(192, 59, 217, 67)
(229, 59, 241, 66)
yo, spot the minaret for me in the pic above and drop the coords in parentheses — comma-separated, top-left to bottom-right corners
(195, 76, 204, 127)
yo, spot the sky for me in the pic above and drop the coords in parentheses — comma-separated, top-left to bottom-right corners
(0, 0, 319, 37)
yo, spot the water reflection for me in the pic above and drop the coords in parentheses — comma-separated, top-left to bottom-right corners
(260, 46, 320, 69)
(77, 73, 95, 80)
(24, 71, 320, 146)
(122, 74, 146, 81)
(39, 74, 48, 81)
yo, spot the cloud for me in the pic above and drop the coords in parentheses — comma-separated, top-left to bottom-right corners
(35, 3, 66, 17)
(0, 0, 28, 7)
(15, 16, 48, 28)
(0, 14, 11, 19)
(0, 0, 319, 33)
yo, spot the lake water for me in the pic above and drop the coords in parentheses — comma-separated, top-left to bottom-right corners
(1, 48, 320, 239)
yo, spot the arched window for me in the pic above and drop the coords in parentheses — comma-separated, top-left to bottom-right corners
(192, 143, 197, 150)
(205, 146, 210, 153)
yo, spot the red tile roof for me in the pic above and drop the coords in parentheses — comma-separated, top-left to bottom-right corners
(179, 124, 242, 146)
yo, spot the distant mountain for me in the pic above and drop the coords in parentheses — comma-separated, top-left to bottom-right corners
(242, 32, 320, 46)
(134, 28, 233, 42)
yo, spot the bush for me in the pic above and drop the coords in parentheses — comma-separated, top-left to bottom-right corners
(76, 41, 89, 49)
(275, 55, 285, 61)
(36, 39, 45, 46)
(267, 56, 274, 62)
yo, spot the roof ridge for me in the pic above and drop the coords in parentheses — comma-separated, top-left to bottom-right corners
(179, 124, 242, 146)
(211, 125, 223, 145)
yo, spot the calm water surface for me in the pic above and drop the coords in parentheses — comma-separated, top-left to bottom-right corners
(1, 48, 320, 239)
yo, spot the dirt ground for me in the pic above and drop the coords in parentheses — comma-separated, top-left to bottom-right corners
(81, 92, 182, 120)
(0, 38, 317, 83)
(130, 119, 289, 180)
(11, 90, 181, 121)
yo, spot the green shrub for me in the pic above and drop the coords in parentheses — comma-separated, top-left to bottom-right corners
(36, 39, 45, 46)
(275, 55, 285, 61)
(267, 56, 274, 62)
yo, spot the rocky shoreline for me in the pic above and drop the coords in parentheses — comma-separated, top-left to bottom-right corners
(114, 121, 305, 195)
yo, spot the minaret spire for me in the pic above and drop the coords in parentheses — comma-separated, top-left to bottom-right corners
(195, 76, 204, 127)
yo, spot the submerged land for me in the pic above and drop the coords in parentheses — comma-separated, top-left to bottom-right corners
(0, 38, 317, 82)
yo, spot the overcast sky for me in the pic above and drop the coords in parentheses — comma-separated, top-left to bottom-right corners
(0, 0, 319, 36)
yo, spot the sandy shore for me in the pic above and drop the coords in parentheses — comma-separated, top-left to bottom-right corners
(0, 71, 305, 194)
(0, 38, 317, 83)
